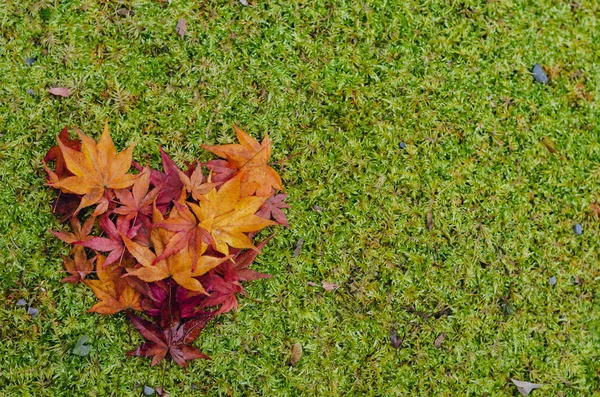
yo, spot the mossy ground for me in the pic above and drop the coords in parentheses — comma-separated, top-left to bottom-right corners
(1, 1, 599, 396)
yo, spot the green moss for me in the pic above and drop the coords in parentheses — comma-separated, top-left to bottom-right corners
(1, 0, 599, 395)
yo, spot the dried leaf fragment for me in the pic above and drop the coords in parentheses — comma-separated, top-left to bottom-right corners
(176, 18, 187, 39)
(155, 387, 170, 397)
(434, 332, 446, 348)
(48, 87, 71, 97)
(321, 281, 338, 291)
(116, 8, 134, 17)
(511, 379, 543, 396)
(426, 211, 433, 230)
(290, 342, 302, 366)
(541, 137, 558, 155)
(390, 328, 402, 349)
(292, 238, 304, 258)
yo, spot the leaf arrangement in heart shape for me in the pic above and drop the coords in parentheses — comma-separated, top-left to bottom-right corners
(44, 122, 288, 368)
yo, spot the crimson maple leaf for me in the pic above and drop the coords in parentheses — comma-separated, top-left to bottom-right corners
(141, 281, 211, 320)
(195, 237, 272, 315)
(127, 294, 213, 367)
(199, 263, 244, 315)
(204, 159, 236, 187)
(136, 147, 192, 207)
(49, 193, 81, 222)
(78, 215, 141, 267)
(220, 236, 273, 282)
(113, 167, 162, 245)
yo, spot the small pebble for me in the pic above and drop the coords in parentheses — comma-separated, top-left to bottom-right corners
(573, 223, 583, 235)
(239, 0, 248, 5)
(27, 307, 39, 317)
(26, 89, 36, 96)
(549, 276, 556, 286)
(16, 299, 27, 306)
(399, 142, 407, 149)
(25, 57, 37, 66)
(143, 386, 155, 396)
(532, 64, 548, 84)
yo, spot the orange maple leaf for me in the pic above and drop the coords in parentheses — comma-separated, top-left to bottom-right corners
(123, 206, 226, 294)
(177, 162, 215, 201)
(50, 215, 95, 246)
(190, 175, 276, 255)
(51, 121, 137, 214)
(202, 126, 283, 197)
(61, 246, 95, 283)
(84, 255, 142, 314)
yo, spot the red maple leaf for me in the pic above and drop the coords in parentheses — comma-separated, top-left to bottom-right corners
(127, 292, 213, 367)
(199, 264, 244, 315)
(135, 147, 192, 207)
(204, 159, 236, 187)
(218, 235, 273, 282)
(50, 193, 81, 222)
(78, 215, 141, 267)
(256, 194, 290, 228)
(141, 281, 211, 320)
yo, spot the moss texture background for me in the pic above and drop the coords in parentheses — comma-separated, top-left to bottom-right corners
(0, 0, 599, 395)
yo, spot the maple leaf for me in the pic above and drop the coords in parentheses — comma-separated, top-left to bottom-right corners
(84, 255, 142, 314)
(135, 147, 191, 207)
(195, 238, 273, 315)
(78, 215, 141, 267)
(123, 207, 226, 293)
(199, 263, 245, 315)
(256, 193, 290, 228)
(151, 200, 213, 271)
(202, 126, 283, 197)
(127, 296, 213, 367)
(204, 159, 236, 187)
(61, 246, 95, 283)
(186, 175, 276, 256)
(49, 193, 81, 222)
(51, 121, 137, 214)
(43, 126, 81, 182)
(113, 167, 162, 245)
(178, 162, 215, 201)
(50, 215, 95, 247)
(142, 281, 212, 320)
(221, 236, 274, 282)
(113, 168, 160, 222)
